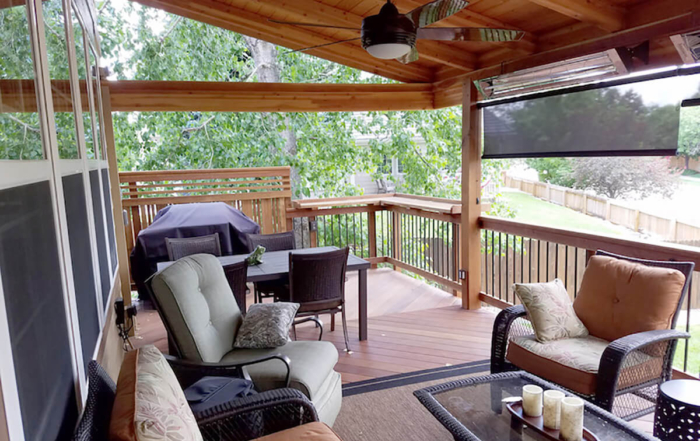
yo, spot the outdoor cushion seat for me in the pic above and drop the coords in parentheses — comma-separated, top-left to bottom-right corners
(149, 254, 342, 426)
(507, 334, 656, 396)
(253, 422, 342, 441)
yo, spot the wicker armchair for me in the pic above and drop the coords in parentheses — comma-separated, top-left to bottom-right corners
(491, 250, 693, 420)
(166, 233, 222, 261)
(72, 360, 318, 441)
(289, 247, 351, 353)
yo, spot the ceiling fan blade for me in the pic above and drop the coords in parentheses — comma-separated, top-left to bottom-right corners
(269, 19, 360, 31)
(406, 0, 469, 28)
(281, 38, 362, 55)
(396, 47, 420, 64)
(417, 27, 525, 42)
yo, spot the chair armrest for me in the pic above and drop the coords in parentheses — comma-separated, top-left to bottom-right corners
(194, 388, 319, 441)
(491, 305, 527, 373)
(165, 353, 292, 389)
(595, 329, 690, 411)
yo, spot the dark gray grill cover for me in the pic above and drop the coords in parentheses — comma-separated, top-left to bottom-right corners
(130, 202, 260, 300)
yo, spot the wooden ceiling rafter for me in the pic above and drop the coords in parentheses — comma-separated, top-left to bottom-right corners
(227, 0, 479, 72)
(525, 0, 626, 32)
(129, 0, 435, 82)
(433, 6, 700, 107)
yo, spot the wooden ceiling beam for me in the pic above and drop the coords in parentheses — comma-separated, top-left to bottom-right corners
(670, 34, 696, 65)
(128, 0, 433, 83)
(106, 80, 436, 112)
(525, 0, 625, 32)
(1, 79, 437, 112)
(230, 0, 477, 72)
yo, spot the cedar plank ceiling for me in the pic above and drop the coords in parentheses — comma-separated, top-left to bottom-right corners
(129, 0, 698, 85)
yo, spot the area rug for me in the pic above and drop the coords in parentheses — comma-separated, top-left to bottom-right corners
(333, 360, 490, 441)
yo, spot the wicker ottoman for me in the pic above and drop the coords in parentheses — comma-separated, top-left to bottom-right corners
(653, 379, 700, 441)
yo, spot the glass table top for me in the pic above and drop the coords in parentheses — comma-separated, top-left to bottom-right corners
(417, 372, 653, 441)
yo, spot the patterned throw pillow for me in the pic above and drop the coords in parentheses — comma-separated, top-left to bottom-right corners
(110, 345, 203, 441)
(514, 279, 589, 342)
(234, 302, 300, 349)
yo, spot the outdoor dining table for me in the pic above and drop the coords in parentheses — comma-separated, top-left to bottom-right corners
(157, 246, 372, 341)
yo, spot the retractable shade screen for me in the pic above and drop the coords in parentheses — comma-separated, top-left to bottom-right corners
(481, 68, 700, 159)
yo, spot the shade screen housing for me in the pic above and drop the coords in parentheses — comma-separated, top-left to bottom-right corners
(482, 70, 700, 159)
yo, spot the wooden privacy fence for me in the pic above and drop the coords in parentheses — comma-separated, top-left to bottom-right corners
(504, 174, 700, 245)
(119, 167, 292, 256)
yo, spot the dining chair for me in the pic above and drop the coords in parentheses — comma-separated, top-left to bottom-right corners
(165, 232, 222, 261)
(288, 247, 350, 353)
(247, 232, 296, 303)
(223, 259, 249, 315)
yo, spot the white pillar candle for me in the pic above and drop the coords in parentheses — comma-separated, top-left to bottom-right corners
(522, 385, 543, 417)
(543, 390, 565, 430)
(560, 397, 585, 441)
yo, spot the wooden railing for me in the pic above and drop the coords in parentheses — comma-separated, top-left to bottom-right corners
(286, 194, 463, 294)
(119, 167, 292, 257)
(479, 215, 700, 375)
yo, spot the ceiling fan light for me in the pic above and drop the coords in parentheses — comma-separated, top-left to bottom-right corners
(366, 43, 412, 59)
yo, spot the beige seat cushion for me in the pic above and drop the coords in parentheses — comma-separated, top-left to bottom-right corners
(573, 255, 685, 342)
(253, 422, 342, 441)
(221, 340, 339, 399)
(110, 345, 202, 441)
(507, 335, 655, 396)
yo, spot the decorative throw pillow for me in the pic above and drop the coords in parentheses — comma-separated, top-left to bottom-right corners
(234, 302, 300, 349)
(109, 345, 203, 441)
(514, 279, 589, 343)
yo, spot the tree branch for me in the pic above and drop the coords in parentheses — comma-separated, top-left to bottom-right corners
(6, 114, 40, 133)
(181, 115, 215, 136)
(160, 16, 183, 45)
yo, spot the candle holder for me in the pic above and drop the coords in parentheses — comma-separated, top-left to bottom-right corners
(543, 390, 565, 430)
(522, 384, 543, 417)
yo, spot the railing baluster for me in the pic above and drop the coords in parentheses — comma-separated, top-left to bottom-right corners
(521, 236, 524, 283)
(574, 247, 579, 297)
(528, 238, 532, 283)
(492, 231, 495, 297)
(555, 243, 559, 280)
(546, 241, 550, 281)
(505, 234, 509, 303)
(564, 245, 569, 292)
(684, 277, 692, 372)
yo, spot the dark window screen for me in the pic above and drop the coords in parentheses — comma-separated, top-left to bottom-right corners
(0, 181, 77, 441)
(101, 168, 117, 273)
(63, 173, 99, 370)
(482, 73, 700, 159)
(90, 170, 110, 306)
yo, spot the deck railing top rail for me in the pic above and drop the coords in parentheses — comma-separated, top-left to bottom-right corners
(291, 193, 461, 216)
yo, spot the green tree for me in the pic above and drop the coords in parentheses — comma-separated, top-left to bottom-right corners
(96, 2, 499, 199)
(571, 157, 678, 199)
(525, 157, 575, 187)
(678, 106, 700, 170)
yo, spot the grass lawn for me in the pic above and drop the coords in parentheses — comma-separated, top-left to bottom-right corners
(500, 191, 627, 237)
(680, 175, 700, 189)
(674, 324, 700, 375)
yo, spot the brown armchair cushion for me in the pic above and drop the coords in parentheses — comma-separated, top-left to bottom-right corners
(572, 255, 685, 342)
(253, 422, 342, 441)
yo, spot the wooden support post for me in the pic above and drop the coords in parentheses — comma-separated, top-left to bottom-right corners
(392, 210, 401, 271)
(461, 82, 482, 310)
(101, 85, 133, 308)
(309, 208, 318, 248)
(368, 210, 377, 268)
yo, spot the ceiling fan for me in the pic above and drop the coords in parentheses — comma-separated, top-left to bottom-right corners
(270, 0, 525, 63)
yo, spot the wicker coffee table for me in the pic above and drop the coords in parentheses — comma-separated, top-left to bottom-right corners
(414, 371, 656, 441)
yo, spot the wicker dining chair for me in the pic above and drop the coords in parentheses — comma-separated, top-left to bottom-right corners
(223, 259, 249, 315)
(288, 247, 350, 353)
(247, 232, 296, 303)
(491, 250, 694, 420)
(165, 233, 222, 261)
